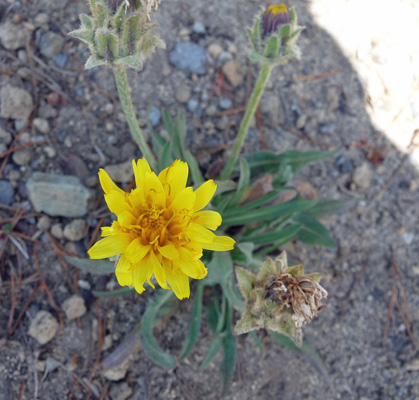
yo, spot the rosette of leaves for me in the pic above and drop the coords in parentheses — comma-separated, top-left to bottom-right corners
(247, 4, 304, 65)
(69, 0, 165, 69)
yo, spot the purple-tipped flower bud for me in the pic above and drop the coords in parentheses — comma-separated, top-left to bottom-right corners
(262, 4, 291, 37)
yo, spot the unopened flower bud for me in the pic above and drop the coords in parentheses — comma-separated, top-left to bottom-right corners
(262, 4, 291, 37)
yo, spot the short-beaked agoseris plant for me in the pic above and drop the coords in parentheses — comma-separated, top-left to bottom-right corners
(247, 4, 303, 65)
(234, 252, 327, 347)
(69, 0, 165, 70)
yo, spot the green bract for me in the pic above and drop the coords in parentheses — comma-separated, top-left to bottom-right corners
(69, 0, 165, 69)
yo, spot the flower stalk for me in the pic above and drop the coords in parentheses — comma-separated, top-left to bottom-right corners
(113, 64, 157, 170)
(220, 62, 273, 180)
(220, 4, 303, 180)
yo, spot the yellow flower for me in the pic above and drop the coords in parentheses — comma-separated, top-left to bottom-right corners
(88, 158, 235, 299)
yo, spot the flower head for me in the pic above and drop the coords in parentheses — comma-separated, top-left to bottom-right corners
(262, 4, 290, 37)
(88, 159, 235, 300)
(234, 252, 327, 347)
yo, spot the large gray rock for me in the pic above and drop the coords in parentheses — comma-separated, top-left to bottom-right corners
(27, 172, 94, 217)
(169, 42, 208, 75)
(0, 85, 33, 120)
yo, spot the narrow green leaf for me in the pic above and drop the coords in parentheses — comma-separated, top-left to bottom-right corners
(85, 55, 107, 69)
(140, 290, 177, 368)
(294, 213, 335, 247)
(158, 141, 174, 172)
(233, 242, 255, 264)
(65, 256, 115, 275)
(200, 335, 223, 369)
(180, 281, 204, 359)
(92, 288, 134, 297)
(184, 149, 204, 185)
(223, 276, 244, 312)
(221, 199, 317, 227)
(249, 331, 263, 353)
(222, 190, 280, 218)
(213, 180, 237, 196)
(114, 54, 144, 69)
(237, 157, 250, 193)
(221, 334, 237, 396)
(69, 29, 94, 45)
(242, 223, 301, 246)
(306, 200, 347, 218)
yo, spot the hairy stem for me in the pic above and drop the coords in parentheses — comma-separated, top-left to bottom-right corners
(220, 62, 273, 180)
(113, 65, 157, 170)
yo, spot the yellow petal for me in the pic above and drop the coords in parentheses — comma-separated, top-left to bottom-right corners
(147, 250, 169, 289)
(88, 233, 133, 259)
(104, 191, 131, 216)
(175, 248, 207, 279)
(133, 158, 151, 188)
(192, 210, 222, 231)
(166, 269, 190, 300)
(115, 255, 132, 286)
(125, 238, 151, 263)
(118, 210, 137, 227)
(99, 169, 124, 194)
(143, 171, 165, 207)
(169, 187, 196, 212)
(158, 243, 179, 260)
(158, 160, 189, 201)
(200, 235, 236, 251)
(187, 223, 215, 242)
(132, 258, 153, 294)
(193, 180, 217, 212)
(129, 187, 145, 209)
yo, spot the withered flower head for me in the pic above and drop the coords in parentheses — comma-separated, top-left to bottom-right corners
(234, 252, 327, 347)
(262, 4, 291, 37)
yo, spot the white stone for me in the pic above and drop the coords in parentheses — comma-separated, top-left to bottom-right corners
(28, 311, 59, 345)
(62, 295, 87, 320)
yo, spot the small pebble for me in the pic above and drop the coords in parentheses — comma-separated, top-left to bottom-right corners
(33, 117, 50, 134)
(62, 295, 87, 320)
(37, 215, 51, 232)
(51, 223, 64, 239)
(219, 97, 233, 110)
(187, 98, 199, 112)
(28, 311, 59, 345)
(0, 126, 12, 145)
(12, 148, 33, 166)
(0, 180, 14, 205)
(175, 84, 191, 104)
(207, 43, 223, 59)
(148, 106, 161, 127)
(192, 22, 206, 34)
(353, 162, 372, 190)
(222, 60, 244, 87)
(63, 219, 87, 241)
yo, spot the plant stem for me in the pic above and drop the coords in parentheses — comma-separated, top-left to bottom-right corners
(220, 62, 273, 180)
(112, 65, 157, 170)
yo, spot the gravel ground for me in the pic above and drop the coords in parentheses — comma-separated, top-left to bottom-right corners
(0, 0, 418, 399)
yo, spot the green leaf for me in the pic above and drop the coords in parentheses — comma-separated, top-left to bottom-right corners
(65, 256, 115, 275)
(184, 149, 204, 185)
(249, 331, 263, 353)
(92, 288, 134, 297)
(223, 275, 244, 312)
(237, 157, 250, 193)
(242, 223, 301, 246)
(85, 55, 107, 69)
(180, 281, 204, 359)
(200, 335, 223, 369)
(221, 199, 317, 227)
(213, 180, 237, 197)
(158, 141, 174, 172)
(306, 200, 347, 218)
(69, 29, 94, 45)
(139, 290, 177, 368)
(205, 251, 233, 286)
(222, 190, 280, 218)
(220, 333, 236, 396)
(233, 242, 255, 264)
(294, 213, 336, 247)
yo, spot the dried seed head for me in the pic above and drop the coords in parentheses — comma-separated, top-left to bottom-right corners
(264, 273, 327, 328)
(142, 0, 161, 20)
